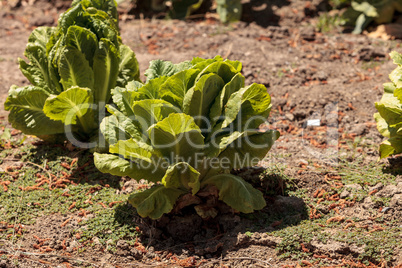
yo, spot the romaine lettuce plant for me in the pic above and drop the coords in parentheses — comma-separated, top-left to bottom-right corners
(374, 51, 402, 158)
(94, 56, 279, 219)
(4, 0, 140, 143)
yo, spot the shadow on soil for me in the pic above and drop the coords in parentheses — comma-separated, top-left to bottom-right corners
(113, 167, 308, 258)
(242, 0, 290, 27)
(28, 143, 308, 258)
(124, 0, 291, 28)
(27, 142, 122, 189)
(383, 156, 402, 176)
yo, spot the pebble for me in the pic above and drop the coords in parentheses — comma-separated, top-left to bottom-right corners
(285, 112, 295, 121)
(117, 240, 129, 250)
(339, 190, 350, 199)
(350, 123, 367, 136)
(344, 184, 363, 191)
(369, 182, 383, 193)
(390, 194, 402, 208)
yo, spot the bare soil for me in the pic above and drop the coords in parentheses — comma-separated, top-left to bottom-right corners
(1, 0, 402, 267)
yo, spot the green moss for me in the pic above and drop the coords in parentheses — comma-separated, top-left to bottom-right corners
(0, 139, 140, 247)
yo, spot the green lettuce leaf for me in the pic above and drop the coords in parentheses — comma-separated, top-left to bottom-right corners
(162, 162, 201, 195)
(43, 86, 93, 127)
(375, 51, 402, 158)
(128, 185, 186, 219)
(4, 86, 64, 136)
(201, 173, 266, 213)
(183, 73, 225, 129)
(132, 99, 180, 130)
(65, 25, 98, 67)
(93, 38, 120, 104)
(216, 83, 271, 132)
(144, 59, 192, 81)
(148, 113, 205, 164)
(218, 130, 280, 169)
(58, 47, 95, 90)
(116, 45, 140, 87)
(196, 61, 238, 83)
(104, 104, 143, 141)
(137, 76, 168, 100)
(208, 73, 245, 128)
(160, 69, 199, 108)
(94, 151, 165, 182)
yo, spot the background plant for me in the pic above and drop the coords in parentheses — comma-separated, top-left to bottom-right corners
(374, 51, 402, 158)
(342, 0, 402, 34)
(4, 0, 140, 143)
(94, 56, 279, 219)
(130, 0, 242, 23)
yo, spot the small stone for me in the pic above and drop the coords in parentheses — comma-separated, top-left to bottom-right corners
(340, 190, 350, 199)
(145, 251, 156, 259)
(67, 241, 80, 252)
(390, 194, 402, 208)
(294, 110, 307, 119)
(277, 98, 288, 107)
(345, 184, 363, 191)
(285, 112, 295, 121)
(369, 183, 384, 193)
(350, 123, 367, 136)
(92, 236, 102, 246)
(314, 71, 328, 81)
(316, 205, 329, 214)
(349, 244, 365, 255)
(362, 196, 375, 209)
(376, 184, 400, 198)
(381, 207, 392, 213)
(397, 182, 402, 191)
(117, 240, 129, 250)
(8, 0, 21, 8)
(300, 26, 316, 41)
(236, 233, 251, 245)
(298, 159, 308, 167)
(130, 248, 143, 260)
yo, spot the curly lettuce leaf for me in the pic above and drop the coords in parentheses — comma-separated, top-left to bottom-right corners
(144, 59, 192, 81)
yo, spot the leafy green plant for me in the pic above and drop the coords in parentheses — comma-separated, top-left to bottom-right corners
(167, 0, 203, 19)
(316, 13, 345, 33)
(216, 0, 242, 23)
(4, 0, 140, 143)
(94, 56, 279, 219)
(342, 0, 402, 34)
(329, 0, 352, 8)
(374, 51, 402, 158)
